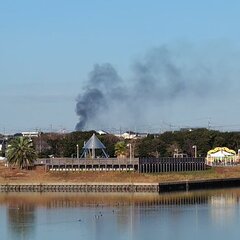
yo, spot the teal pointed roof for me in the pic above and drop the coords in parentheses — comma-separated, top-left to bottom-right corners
(83, 133, 106, 149)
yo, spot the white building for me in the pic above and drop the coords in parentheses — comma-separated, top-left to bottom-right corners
(115, 131, 148, 140)
(21, 131, 40, 138)
(0, 140, 3, 152)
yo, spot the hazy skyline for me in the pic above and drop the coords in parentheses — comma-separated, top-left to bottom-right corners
(1, 1, 240, 133)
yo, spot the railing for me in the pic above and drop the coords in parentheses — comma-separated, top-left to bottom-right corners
(139, 157, 206, 173)
(35, 158, 139, 166)
(139, 157, 205, 164)
(35, 157, 206, 173)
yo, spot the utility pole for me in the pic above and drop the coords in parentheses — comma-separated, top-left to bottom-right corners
(208, 118, 211, 130)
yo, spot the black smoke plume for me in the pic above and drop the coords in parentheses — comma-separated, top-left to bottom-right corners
(75, 88, 105, 130)
(75, 45, 235, 131)
(75, 63, 124, 130)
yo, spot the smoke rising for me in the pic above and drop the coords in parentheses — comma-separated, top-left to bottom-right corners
(75, 63, 125, 130)
(75, 45, 237, 131)
(75, 88, 105, 130)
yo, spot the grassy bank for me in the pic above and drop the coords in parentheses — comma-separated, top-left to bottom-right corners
(1, 163, 240, 184)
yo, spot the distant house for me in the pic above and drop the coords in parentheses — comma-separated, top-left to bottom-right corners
(115, 131, 148, 140)
(121, 132, 137, 139)
(0, 139, 4, 152)
(137, 133, 148, 138)
(173, 153, 188, 158)
(21, 131, 41, 138)
(96, 130, 108, 135)
(0, 139, 7, 157)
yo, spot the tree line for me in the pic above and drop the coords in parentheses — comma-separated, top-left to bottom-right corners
(3, 128, 240, 169)
(32, 128, 240, 158)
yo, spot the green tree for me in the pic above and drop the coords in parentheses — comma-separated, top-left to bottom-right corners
(99, 134, 120, 157)
(114, 141, 127, 158)
(7, 137, 37, 169)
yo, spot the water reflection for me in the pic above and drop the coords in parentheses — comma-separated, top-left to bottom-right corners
(210, 194, 239, 225)
(7, 203, 36, 240)
(0, 189, 240, 240)
(0, 189, 240, 208)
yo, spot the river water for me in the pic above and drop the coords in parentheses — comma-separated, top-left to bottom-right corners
(0, 189, 240, 240)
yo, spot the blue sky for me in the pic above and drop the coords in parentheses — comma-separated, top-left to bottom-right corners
(1, 0, 240, 133)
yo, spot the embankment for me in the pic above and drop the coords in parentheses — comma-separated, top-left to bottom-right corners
(1, 178, 240, 193)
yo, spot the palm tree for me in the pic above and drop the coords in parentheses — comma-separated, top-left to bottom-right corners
(114, 141, 127, 158)
(7, 137, 37, 169)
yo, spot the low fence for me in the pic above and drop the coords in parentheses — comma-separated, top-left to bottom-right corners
(139, 157, 206, 173)
(35, 157, 206, 173)
(35, 158, 139, 172)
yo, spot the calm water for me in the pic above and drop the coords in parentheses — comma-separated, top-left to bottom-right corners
(1, 189, 240, 240)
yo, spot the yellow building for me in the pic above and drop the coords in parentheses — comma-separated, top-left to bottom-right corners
(206, 147, 237, 166)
